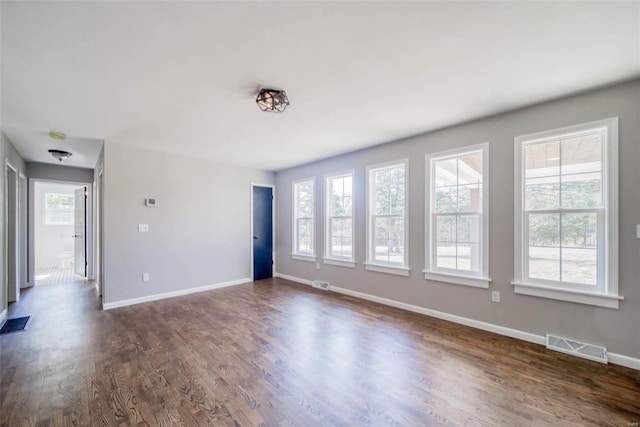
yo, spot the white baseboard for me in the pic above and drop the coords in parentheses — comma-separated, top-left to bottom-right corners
(275, 272, 639, 371)
(0, 308, 7, 325)
(102, 277, 252, 310)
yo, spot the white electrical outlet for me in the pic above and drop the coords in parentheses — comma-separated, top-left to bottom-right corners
(138, 224, 149, 232)
(491, 290, 500, 303)
(142, 273, 149, 282)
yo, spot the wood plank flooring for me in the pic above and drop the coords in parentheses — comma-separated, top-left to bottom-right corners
(1, 278, 639, 426)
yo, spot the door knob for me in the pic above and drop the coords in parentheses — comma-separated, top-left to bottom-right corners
(253, 236, 258, 240)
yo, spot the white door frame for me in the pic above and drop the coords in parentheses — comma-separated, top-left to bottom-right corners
(29, 178, 94, 286)
(5, 160, 19, 302)
(250, 183, 276, 281)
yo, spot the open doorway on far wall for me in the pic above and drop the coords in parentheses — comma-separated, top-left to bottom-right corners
(34, 181, 87, 286)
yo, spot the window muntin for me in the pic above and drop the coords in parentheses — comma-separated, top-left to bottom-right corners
(326, 172, 354, 260)
(293, 179, 315, 256)
(368, 161, 407, 268)
(45, 193, 74, 225)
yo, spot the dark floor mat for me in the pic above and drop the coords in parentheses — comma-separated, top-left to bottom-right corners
(0, 316, 31, 334)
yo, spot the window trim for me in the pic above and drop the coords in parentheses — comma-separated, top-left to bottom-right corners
(424, 143, 491, 288)
(365, 159, 410, 275)
(512, 117, 621, 309)
(324, 170, 356, 268)
(292, 177, 316, 261)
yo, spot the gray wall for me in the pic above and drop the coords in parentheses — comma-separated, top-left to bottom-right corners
(102, 141, 274, 305)
(0, 130, 27, 315)
(275, 79, 640, 359)
(27, 162, 94, 183)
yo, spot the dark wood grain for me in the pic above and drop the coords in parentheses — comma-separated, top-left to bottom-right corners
(1, 278, 639, 426)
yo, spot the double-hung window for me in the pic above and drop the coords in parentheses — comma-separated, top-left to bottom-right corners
(45, 193, 74, 225)
(425, 144, 490, 288)
(366, 160, 409, 276)
(292, 178, 316, 261)
(324, 171, 355, 268)
(513, 118, 621, 308)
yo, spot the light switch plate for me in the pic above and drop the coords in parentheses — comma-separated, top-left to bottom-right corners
(138, 224, 149, 232)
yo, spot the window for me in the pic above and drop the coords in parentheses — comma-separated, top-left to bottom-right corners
(324, 171, 355, 268)
(425, 144, 490, 288)
(292, 178, 316, 261)
(366, 160, 409, 276)
(513, 118, 621, 308)
(45, 193, 74, 225)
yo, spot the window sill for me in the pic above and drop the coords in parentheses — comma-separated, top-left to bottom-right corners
(364, 263, 410, 277)
(323, 258, 356, 269)
(511, 281, 623, 309)
(423, 271, 491, 289)
(291, 254, 317, 262)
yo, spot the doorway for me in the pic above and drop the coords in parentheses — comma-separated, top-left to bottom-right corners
(33, 181, 87, 285)
(252, 185, 274, 281)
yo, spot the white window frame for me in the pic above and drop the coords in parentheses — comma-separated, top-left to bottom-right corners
(324, 170, 356, 268)
(365, 159, 410, 276)
(424, 143, 491, 288)
(292, 178, 316, 262)
(512, 117, 622, 309)
(44, 192, 74, 225)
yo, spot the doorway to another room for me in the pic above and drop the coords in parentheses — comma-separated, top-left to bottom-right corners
(34, 182, 87, 286)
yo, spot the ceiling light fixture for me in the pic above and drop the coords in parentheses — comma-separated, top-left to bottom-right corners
(256, 88, 290, 113)
(48, 149, 72, 162)
(48, 131, 66, 141)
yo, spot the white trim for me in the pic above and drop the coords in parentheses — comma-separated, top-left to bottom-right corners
(274, 272, 313, 286)
(425, 143, 489, 281)
(250, 183, 275, 281)
(292, 177, 316, 258)
(291, 253, 317, 262)
(364, 262, 410, 277)
(513, 117, 620, 306)
(423, 270, 491, 288)
(366, 159, 410, 270)
(275, 272, 639, 371)
(323, 258, 356, 268)
(0, 308, 7, 325)
(512, 281, 622, 309)
(103, 277, 251, 310)
(324, 169, 355, 264)
(5, 160, 19, 304)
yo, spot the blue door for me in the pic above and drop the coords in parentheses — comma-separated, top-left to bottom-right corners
(253, 186, 273, 280)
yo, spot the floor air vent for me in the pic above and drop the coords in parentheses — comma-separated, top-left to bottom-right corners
(312, 280, 330, 291)
(546, 334, 607, 364)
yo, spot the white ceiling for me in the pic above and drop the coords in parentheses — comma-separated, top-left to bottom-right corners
(1, 1, 639, 171)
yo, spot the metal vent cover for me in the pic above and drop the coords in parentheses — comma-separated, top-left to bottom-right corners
(312, 280, 330, 291)
(546, 334, 607, 364)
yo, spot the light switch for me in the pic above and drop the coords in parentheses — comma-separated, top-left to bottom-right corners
(138, 224, 149, 232)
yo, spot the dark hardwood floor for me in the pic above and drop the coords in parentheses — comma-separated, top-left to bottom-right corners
(1, 278, 639, 426)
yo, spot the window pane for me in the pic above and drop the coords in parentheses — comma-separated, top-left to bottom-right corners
(436, 242, 456, 269)
(435, 186, 457, 213)
(561, 212, 597, 285)
(374, 166, 404, 216)
(296, 182, 313, 217)
(525, 177, 560, 211)
(435, 158, 457, 187)
(389, 217, 405, 264)
(456, 243, 479, 272)
(297, 218, 313, 254)
(458, 152, 483, 184)
(457, 215, 480, 244)
(457, 183, 482, 213)
(373, 216, 403, 264)
(436, 216, 455, 243)
(560, 133, 602, 209)
(525, 140, 560, 178)
(528, 213, 560, 281)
